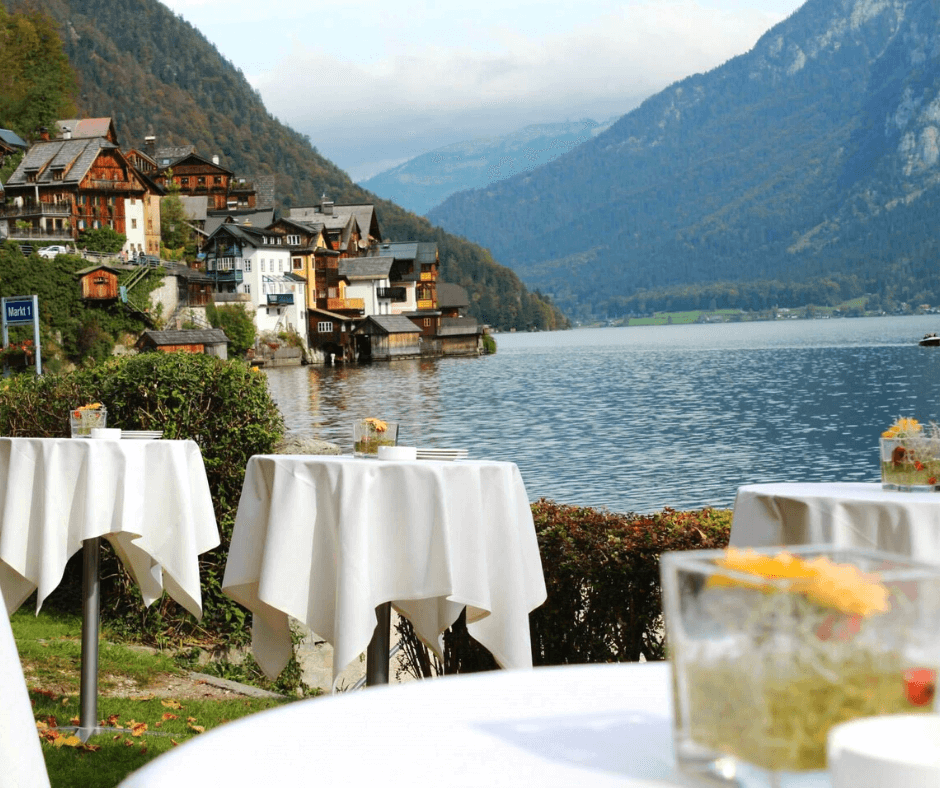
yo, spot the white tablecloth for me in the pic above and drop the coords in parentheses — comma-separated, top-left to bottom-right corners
(223, 455, 547, 687)
(1, 586, 50, 788)
(119, 663, 703, 787)
(731, 482, 940, 561)
(0, 437, 219, 617)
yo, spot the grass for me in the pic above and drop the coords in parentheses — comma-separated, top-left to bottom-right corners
(13, 609, 292, 788)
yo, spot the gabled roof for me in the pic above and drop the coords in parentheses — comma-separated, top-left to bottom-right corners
(156, 152, 233, 176)
(340, 256, 394, 280)
(6, 138, 145, 194)
(359, 314, 421, 334)
(153, 145, 196, 167)
(138, 329, 229, 347)
(75, 264, 123, 276)
(368, 241, 438, 264)
(205, 222, 283, 249)
(0, 129, 28, 149)
(56, 118, 117, 144)
(437, 282, 470, 309)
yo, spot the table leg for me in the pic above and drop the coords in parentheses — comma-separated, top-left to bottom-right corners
(78, 537, 101, 741)
(365, 602, 391, 686)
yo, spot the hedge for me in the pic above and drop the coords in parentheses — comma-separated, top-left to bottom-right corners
(397, 500, 732, 676)
(0, 352, 284, 645)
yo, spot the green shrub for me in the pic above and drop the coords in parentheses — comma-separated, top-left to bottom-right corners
(0, 352, 285, 645)
(482, 333, 497, 354)
(78, 227, 126, 253)
(396, 501, 732, 676)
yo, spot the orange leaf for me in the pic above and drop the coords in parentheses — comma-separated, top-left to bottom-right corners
(171, 739, 179, 747)
(188, 724, 205, 733)
(161, 699, 183, 709)
(123, 739, 136, 748)
(106, 714, 120, 726)
(161, 712, 178, 721)
(80, 743, 101, 752)
(69, 716, 79, 726)
(129, 721, 148, 737)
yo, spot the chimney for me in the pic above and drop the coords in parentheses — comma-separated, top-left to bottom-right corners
(212, 154, 220, 165)
(39, 127, 49, 141)
(321, 194, 333, 215)
(62, 126, 72, 140)
(144, 136, 155, 156)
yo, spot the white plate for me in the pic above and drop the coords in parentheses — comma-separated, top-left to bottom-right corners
(121, 431, 164, 439)
(416, 448, 468, 461)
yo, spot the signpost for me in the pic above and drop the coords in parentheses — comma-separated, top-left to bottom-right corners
(1, 295, 42, 375)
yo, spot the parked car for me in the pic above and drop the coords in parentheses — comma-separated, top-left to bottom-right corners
(37, 245, 73, 259)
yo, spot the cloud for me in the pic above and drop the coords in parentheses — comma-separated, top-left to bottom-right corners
(160, 0, 795, 178)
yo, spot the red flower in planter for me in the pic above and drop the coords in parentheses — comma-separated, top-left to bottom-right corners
(903, 668, 936, 706)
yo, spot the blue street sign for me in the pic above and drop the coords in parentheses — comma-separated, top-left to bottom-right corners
(4, 298, 34, 324)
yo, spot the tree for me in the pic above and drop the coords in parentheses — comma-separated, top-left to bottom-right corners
(78, 227, 126, 253)
(160, 171, 194, 252)
(206, 302, 255, 357)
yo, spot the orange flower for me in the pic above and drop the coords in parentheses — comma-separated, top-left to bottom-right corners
(710, 548, 890, 617)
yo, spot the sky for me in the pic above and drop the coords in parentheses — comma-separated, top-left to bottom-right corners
(157, 0, 806, 182)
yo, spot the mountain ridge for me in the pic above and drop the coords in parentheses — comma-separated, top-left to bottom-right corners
(427, 0, 940, 320)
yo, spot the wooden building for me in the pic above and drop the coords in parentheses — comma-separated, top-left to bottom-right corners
(436, 282, 484, 356)
(136, 329, 229, 359)
(353, 314, 421, 361)
(0, 119, 155, 252)
(76, 265, 122, 301)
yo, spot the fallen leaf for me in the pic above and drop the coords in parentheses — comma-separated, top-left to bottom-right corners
(80, 743, 101, 752)
(69, 717, 79, 726)
(123, 739, 136, 748)
(188, 724, 205, 733)
(161, 699, 183, 709)
(171, 739, 179, 747)
(129, 721, 148, 737)
(106, 714, 120, 727)
(161, 712, 178, 721)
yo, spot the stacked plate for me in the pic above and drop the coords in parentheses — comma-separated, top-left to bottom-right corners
(121, 430, 164, 440)
(416, 448, 468, 461)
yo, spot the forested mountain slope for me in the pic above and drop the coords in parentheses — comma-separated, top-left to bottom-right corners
(428, 0, 940, 320)
(2, 0, 566, 331)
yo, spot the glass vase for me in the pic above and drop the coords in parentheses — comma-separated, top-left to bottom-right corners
(661, 545, 940, 787)
(881, 435, 940, 491)
(70, 406, 107, 438)
(353, 419, 398, 456)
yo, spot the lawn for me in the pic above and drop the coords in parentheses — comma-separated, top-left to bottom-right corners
(13, 609, 292, 788)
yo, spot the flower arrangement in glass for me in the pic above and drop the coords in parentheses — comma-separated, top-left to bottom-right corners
(70, 403, 107, 438)
(353, 418, 398, 456)
(661, 545, 940, 787)
(880, 417, 940, 491)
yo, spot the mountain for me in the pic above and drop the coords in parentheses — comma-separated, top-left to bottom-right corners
(360, 119, 615, 217)
(2, 0, 567, 332)
(427, 0, 940, 321)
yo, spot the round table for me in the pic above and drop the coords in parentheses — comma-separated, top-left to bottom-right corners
(731, 482, 940, 562)
(119, 662, 704, 787)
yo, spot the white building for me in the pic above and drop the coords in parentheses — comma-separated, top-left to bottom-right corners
(202, 223, 307, 342)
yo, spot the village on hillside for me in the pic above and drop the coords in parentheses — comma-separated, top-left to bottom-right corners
(0, 118, 487, 365)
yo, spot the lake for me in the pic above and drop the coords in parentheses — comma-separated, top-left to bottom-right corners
(262, 315, 940, 514)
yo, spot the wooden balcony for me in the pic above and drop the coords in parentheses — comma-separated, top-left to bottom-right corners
(0, 202, 72, 218)
(419, 270, 437, 282)
(417, 299, 435, 310)
(326, 297, 365, 311)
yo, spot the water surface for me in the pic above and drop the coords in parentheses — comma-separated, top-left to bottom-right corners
(264, 316, 940, 514)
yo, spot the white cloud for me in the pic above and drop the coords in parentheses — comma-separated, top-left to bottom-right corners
(159, 0, 801, 178)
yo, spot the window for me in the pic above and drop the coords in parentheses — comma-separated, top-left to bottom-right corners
(318, 290, 326, 299)
(78, 220, 85, 230)
(317, 321, 333, 333)
(198, 177, 205, 185)
(244, 260, 252, 273)
(328, 287, 338, 299)
(181, 177, 189, 186)
(244, 284, 251, 294)
(260, 260, 266, 272)
(131, 219, 137, 229)
(293, 257, 303, 270)
(214, 176, 222, 185)
(278, 259, 284, 272)
(424, 318, 431, 327)
(286, 234, 300, 246)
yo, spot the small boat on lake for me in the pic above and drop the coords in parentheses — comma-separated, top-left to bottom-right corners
(920, 333, 940, 346)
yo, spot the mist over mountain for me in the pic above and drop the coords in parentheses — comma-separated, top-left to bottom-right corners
(3, 0, 567, 331)
(427, 0, 940, 321)
(360, 119, 616, 217)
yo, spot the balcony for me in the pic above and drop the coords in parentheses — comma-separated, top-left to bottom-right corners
(87, 180, 136, 191)
(377, 287, 407, 302)
(327, 297, 365, 311)
(267, 293, 294, 306)
(6, 228, 74, 242)
(0, 202, 72, 218)
(419, 270, 437, 282)
(417, 299, 435, 310)
(209, 270, 244, 283)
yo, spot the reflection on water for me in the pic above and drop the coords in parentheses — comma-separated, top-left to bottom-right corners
(264, 315, 940, 514)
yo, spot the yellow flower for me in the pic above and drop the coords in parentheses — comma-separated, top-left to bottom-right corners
(882, 417, 921, 439)
(710, 547, 889, 617)
(364, 418, 388, 433)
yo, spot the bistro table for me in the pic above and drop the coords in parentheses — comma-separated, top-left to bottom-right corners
(0, 437, 219, 738)
(118, 662, 832, 787)
(1, 584, 50, 788)
(222, 454, 547, 689)
(730, 482, 940, 561)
